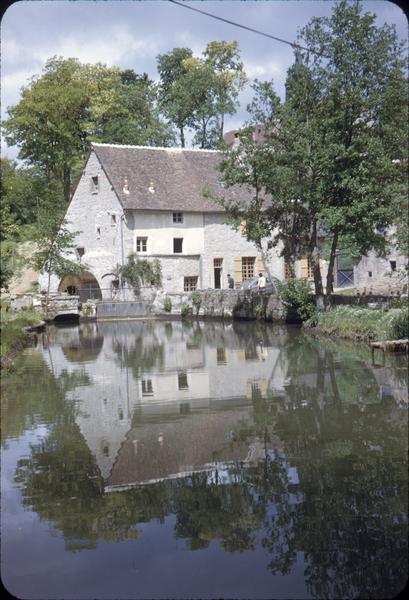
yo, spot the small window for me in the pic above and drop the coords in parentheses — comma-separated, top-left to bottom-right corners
(91, 175, 99, 194)
(76, 247, 85, 260)
(184, 276, 198, 291)
(368, 271, 372, 278)
(173, 238, 183, 253)
(142, 380, 153, 396)
(136, 237, 147, 252)
(178, 372, 188, 390)
(242, 257, 256, 281)
(216, 180, 225, 188)
(96, 226, 101, 239)
(173, 212, 183, 223)
(390, 260, 397, 272)
(110, 214, 117, 227)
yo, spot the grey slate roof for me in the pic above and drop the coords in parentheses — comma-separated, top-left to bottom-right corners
(91, 143, 254, 213)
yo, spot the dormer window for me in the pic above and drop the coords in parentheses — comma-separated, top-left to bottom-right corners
(90, 175, 99, 194)
(173, 212, 183, 223)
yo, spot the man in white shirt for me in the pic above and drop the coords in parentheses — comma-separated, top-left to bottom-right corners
(257, 272, 266, 291)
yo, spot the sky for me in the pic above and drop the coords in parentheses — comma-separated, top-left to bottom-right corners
(1, 0, 407, 159)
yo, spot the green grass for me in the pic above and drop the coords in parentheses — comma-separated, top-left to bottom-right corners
(306, 305, 409, 342)
(1, 304, 43, 362)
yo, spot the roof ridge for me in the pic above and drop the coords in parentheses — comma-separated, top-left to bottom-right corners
(91, 142, 220, 153)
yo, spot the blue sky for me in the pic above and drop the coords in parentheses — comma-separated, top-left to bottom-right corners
(1, 0, 407, 158)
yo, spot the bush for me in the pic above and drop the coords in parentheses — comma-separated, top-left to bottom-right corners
(308, 305, 409, 342)
(381, 308, 409, 340)
(119, 254, 162, 295)
(276, 278, 316, 322)
(163, 296, 172, 312)
(181, 303, 192, 318)
(191, 291, 202, 315)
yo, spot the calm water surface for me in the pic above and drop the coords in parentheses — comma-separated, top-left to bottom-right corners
(1, 319, 407, 599)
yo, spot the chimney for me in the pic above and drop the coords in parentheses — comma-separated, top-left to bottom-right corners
(123, 176, 130, 194)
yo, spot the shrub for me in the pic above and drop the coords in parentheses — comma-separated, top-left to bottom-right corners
(191, 291, 202, 315)
(163, 296, 172, 313)
(381, 308, 409, 340)
(276, 278, 316, 322)
(119, 254, 162, 295)
(181, 303, 192, 318)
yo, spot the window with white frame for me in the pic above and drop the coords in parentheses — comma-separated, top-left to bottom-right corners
(173, 212, 183, 223)
(136, 237, 148, 252)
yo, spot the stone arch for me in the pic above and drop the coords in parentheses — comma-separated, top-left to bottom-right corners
(59, 271, 102, 302)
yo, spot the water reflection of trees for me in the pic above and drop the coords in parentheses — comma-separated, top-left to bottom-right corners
(6, 328, 408, 598)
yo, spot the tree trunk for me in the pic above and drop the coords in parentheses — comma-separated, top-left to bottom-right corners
(326, 230, 339, 302)
(180, 126, 185, 148)
(310, 221, 324, 309)
(63, 165, 71, 206)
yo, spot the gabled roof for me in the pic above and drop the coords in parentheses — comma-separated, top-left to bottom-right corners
(91, 142, 253, 213)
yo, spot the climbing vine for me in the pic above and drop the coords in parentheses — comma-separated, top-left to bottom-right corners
(118, 253, 162, 295)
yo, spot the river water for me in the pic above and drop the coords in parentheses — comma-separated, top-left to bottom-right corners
(1, 319, 407, 599)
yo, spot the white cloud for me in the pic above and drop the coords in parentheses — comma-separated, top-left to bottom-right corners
(246, 60, 283, 80)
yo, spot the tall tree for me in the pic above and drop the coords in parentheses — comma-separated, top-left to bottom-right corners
(219, 1, 407, 303)
(157, 47, 194, 147)
(93, 69, 175, 147)
(203, 40, 247, 142)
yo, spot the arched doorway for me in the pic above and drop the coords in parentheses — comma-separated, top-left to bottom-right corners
(59, 272, 102, 302)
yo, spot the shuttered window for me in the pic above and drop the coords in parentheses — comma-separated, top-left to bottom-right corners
(300, 257, 313, 279)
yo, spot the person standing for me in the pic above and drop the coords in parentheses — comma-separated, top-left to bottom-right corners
(227, 274, 234, 289)
(257, 272, 266, 291)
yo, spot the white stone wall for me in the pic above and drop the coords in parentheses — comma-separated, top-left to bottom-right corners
(39, 151, 127, 297)
(354, 249, 408, 292)
(203, 214, 284, 289)
(38, 151, 288, 296)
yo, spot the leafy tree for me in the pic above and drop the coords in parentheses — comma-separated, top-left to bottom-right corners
(219, 1, 407, 304)
(157, 47, 195, 147)
(203, 41, 247, 142)
(182, 57, 220, 149)
(95, 70, 175, 147)
(0, 158, 47, 241)
(30, 206, 85, 315)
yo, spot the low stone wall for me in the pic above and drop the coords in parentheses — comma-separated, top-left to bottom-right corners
(151, 289, 287, 321)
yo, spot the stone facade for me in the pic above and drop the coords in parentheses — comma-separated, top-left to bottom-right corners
(38, 147, 286, 298)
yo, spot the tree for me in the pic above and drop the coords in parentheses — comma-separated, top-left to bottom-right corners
(94, 70, 175, 147)
(0, 158, 47, 241)
(219, 1, 407, 303)
(203, 41, 247, 142)
(30, 206, 85, 316)
(157, 48, 195, 147)
(182, 57, 219, 149)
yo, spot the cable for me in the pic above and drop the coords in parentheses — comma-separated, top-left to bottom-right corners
(168, 0, 330, 59)
(168, 0, 407, 84)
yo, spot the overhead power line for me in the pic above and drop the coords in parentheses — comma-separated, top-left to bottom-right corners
(168, 0, 330, 58)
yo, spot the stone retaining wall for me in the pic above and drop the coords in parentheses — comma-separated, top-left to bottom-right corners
(151, 289, 287, 321)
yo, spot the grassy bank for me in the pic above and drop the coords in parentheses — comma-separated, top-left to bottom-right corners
(1, 303, 44, 370)
(305, 305, 409, 342)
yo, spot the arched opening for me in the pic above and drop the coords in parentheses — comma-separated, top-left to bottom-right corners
(59, 272, 102, 302)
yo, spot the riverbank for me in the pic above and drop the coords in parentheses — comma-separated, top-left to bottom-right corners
(0, 304, 44, 371)
(305, 305, 409, 343)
